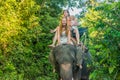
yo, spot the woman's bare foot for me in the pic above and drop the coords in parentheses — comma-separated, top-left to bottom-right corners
(48, 44, 55, 48)
(79, 64, 82, 69)
(50, 29, 55, 33)
(53, 68, 55, 73)
(77, 64, 82, 69)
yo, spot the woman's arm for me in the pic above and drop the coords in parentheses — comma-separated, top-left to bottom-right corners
(57, 27, 60, 45)
(67, 29, 71, 44)
(75, 27, 80, 44)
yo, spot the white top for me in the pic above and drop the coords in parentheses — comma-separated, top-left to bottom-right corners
(60, 31, 68, 44)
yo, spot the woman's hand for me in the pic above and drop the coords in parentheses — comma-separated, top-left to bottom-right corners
(50, 29, 55, 33)
(50, 28, 57, 33)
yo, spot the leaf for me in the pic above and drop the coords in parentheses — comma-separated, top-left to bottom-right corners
(109, 66, 115, 74)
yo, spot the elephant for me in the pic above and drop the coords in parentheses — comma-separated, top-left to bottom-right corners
(51, 44, 83, 80)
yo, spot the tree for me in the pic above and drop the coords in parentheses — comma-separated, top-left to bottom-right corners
(80, 1, 120, 79)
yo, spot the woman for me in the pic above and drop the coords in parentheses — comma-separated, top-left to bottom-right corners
(49, 17, 72, 73)
(57, 17, 71, 45)
(48, 10, 71, 48)
(70, 15, 80, 45)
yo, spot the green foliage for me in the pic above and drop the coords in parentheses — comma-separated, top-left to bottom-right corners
(81, 1, 120, 80)
(0, 0, 120, 80)
(0, 0, 62, 79)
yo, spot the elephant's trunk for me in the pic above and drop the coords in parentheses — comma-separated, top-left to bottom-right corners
(60, 63, 73, 80)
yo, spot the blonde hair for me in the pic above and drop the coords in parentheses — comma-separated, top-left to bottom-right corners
(59, 17, 69, 36)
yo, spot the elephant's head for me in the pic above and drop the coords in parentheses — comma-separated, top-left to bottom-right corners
(52, 44, 82, 80)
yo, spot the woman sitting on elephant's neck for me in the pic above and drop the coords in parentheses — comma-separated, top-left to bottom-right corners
(48, 10, 71, 47)
(49, 17, 72, 73)
(57, 17, 72, 45)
